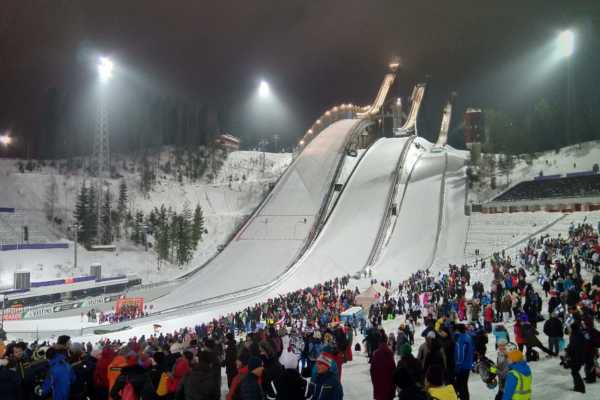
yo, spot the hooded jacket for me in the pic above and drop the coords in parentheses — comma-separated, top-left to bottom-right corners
(370, 343, 396, 400)
(40, 353, 76, 400)
(501, 361, 531, 400)
(454, 333, 474, 372)
(309, 370, 343, 400)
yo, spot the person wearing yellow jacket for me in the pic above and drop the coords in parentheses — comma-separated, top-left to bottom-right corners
(502, 350, 531, 400)
(425, 364, 458, 400)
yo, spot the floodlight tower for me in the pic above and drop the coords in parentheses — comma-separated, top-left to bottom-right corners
(94, 56, 113, 178)
(94, 56, 113, 245)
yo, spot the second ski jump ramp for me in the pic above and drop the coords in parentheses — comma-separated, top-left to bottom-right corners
(376, 148, 467, 279)
(281, 137, 415, 285)
(155, 119, 361, 310)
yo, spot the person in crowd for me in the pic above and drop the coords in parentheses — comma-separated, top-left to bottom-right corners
(240, 356, 265, 400)
(277, 344, 307, 400)
(426, 364, 458, 400)
(566, 320, 587, 393)
(37, 337, 76, 400)
(177, 350, 220, 400)
(0, 344, 21, 400)
(453, 324, 473, 400)
(493, 339, 510, 400)
(518, 313, 555, 359)
(543, 311, 563, 356)
(502, 350, 532, 400)
(370, 333, 396, 400)
(308, 353, 343, 400)
(225, 333, 238, 388)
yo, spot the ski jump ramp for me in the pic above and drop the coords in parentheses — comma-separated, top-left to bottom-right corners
(155, 119, 363, 310)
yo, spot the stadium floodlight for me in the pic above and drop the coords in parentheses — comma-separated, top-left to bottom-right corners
(0, 133, 11, 147)
(258, 80, 270, 97)
(98, 56, 114, 83)
(557, 30, 575, 58)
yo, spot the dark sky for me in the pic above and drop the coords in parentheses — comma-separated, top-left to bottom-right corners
(1, 0, 599, 153)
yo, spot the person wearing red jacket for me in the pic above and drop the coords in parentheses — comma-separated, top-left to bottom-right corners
(93, 346, 115, 400)
(484, 304, 495, 333)
(167, 355, 191, 393)
(370, 335, 396, 400)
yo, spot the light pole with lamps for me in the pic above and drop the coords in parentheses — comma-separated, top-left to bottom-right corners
(557, 30, 575, 142)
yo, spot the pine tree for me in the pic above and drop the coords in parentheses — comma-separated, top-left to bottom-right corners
(86, 184, 98, 245)
(117, 179, 128, 217)
(44, 175, 58, 223)
(73, 182, 88, 244)
(154, 205, 170, 263)
(132, 210, 144, 244)
(191, 204, 205, 249)
(100, 189, 112, 244)
(175, 206, 193, 267)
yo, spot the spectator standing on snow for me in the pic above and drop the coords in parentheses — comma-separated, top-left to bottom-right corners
(370, 334, 396, 400)
(502, 350, 532, 400)
(453, 324, 473, 400)
(566, 321, 587, 393)
(543, 312, 563, 356)
(240, 356, 266, 400)
(308, 353, 343, 400)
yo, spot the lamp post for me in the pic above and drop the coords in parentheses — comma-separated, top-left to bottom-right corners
(557, 30, 575, 142)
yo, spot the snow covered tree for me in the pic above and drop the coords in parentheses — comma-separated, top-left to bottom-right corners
(131, 210, 144, 244)
(191, 204, 205, 249)
(498, 154, 515, 186)
(44, 175, 58, 223)
(100, 189, 113, 244)
(140, 155, 154, 196)
(117, 179, 128, 217)
(73, 182, 88, 244)
(153, 205, 171, 264)
(86, 184, 98, 245)
(175, 212, 193, 267)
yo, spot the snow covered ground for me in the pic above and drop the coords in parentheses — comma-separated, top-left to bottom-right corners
(473, 140, 600, 203)
(0, 150, 291, 284)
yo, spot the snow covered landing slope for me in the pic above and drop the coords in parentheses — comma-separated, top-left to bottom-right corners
(153, 119, 361, 310)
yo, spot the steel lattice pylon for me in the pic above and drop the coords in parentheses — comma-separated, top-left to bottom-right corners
(93, 90, 111, 244)
(93, 91, 110, 178)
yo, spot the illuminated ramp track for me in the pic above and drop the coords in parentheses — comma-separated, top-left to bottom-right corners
(375, 148, 466, 279)
(275, 136, 415, 287)
(154, 119, 362, 310)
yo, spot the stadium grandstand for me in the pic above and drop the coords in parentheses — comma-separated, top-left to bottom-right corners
(493, 171, 600, 202)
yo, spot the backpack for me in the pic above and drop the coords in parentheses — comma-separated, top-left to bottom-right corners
(156, 372, 169, 396)
(121, 381, 138, 400)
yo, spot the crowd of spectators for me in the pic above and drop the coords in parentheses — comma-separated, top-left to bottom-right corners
(0, 222, 599, 400)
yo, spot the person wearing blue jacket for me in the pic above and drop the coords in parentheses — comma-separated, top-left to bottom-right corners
(309, 353, 343, 400)
(502, 350, 532, 400)
(37, 347, 76, 400)
(454, 324, 474, 400)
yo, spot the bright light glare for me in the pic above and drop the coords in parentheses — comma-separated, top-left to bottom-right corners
(258, 80, 270, 97)
(557, 30, 574, 58)
(0, 134, 11, 146)
(98, 56, 114, 82)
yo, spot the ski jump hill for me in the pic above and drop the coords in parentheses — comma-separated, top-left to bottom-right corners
(4, 71, 469, 340)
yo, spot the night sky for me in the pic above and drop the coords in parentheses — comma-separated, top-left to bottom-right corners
(1, 1, 599, 155)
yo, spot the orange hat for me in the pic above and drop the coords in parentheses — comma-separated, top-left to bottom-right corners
(507, 350, 524, 363)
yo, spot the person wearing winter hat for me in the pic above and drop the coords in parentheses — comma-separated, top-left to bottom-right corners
(277, 348, 307, 400)
(240, 356, 265, 400)
(502, 350, 531, 400)
(309, 353, 343, 400)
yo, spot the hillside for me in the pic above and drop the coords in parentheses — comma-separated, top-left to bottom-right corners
(471, 140, 600, 203)
(0, 148, 291, 285)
